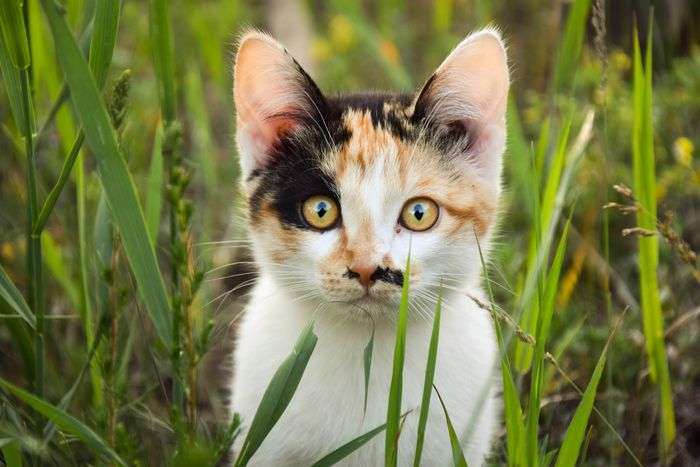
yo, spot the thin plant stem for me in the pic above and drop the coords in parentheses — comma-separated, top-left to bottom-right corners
(33, 131, 85, 235)
(20, 67, 43, 399)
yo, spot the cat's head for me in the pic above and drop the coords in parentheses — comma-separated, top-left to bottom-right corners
(233, 28, 509, 317)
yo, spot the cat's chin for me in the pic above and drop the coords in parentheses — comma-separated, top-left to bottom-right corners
(314, 292, 402, 320)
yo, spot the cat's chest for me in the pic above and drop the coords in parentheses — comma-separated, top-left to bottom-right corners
(230, 283, 498, 466)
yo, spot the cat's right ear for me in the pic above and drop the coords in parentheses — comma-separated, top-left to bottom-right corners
(233, 30, 325, 177)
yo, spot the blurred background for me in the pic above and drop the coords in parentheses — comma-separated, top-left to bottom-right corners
(1, 0, 699, 465)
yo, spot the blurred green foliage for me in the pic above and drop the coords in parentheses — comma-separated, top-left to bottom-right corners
(1, 0, 699, 465)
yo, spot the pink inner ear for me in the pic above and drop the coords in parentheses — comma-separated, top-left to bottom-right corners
(234, 32, 311, 172)
(236, 113, 299, 168)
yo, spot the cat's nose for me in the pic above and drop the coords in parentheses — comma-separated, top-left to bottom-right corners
(345, 263, 381, 288)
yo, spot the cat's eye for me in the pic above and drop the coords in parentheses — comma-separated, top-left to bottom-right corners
(400, 197, 439, 232)
(302, 195, 340, 230)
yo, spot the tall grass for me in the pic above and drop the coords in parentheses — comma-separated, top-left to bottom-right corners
(0, 1, 691, 466)
(631, 17, 676, 458)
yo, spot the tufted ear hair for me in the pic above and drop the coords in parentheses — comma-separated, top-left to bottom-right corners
(412, 28, 510, 182)
(233, 30, 326, 177)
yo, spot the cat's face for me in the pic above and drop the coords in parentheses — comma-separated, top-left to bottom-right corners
(233, 29, 509, 317)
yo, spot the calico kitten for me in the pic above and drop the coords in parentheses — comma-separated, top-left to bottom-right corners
(230, 27, 509, 466)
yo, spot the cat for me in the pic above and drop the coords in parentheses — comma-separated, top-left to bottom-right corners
(229, 26, 509, 466)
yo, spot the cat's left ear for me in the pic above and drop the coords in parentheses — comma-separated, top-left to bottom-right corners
(412, 28, 509, 182)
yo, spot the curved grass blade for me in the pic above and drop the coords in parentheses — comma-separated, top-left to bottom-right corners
(553, 353, 604, 467)
(0, 264, 35, 329)
(234, 322, 318, 467)
(311, 421, 386, 467)
(434, 385, 468, 467)
(413, 290, 442, 467)
(0, 378, 126, 466)
(385, 250, 411, 466)
(311, 410, 410, 467)
(553, 314, 623, 467)
(40, 0, 173, 346)
(33, 0, 120, 235)
(363, 328, 374, 416)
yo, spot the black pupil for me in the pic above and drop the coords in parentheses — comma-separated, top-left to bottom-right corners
(413, 204, 425, 221)
(316, 201, 328, 218)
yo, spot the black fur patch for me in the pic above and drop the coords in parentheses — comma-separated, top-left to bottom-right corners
(249, 91, 420, 228)
(247, 87, 461, 229)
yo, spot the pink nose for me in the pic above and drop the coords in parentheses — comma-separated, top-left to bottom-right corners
(347, 263, 379, 288)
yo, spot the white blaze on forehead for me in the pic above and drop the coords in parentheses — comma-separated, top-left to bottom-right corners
(337, 133, 402, 259)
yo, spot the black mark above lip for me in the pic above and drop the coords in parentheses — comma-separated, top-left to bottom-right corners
(375, 267, 404, 287)
(343, 266, 404, 287)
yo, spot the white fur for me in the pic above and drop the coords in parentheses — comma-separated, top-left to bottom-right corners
(231, 276, 500, 466)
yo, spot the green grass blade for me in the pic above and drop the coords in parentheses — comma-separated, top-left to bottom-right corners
(385, 250, 411, 466)
(40, 232, 80, 311)
(433, 386, 468, 467)
(413, 290, 442, 467)
(311, 420, 389, 467)
(363, 328, 374, 416)
(515, 117, 572, 372)
(553, 318, 621, 467)
(553, 0, 592, 91)
(77, 1, 120, 407)
(502, 356, 525, 467)
(0, 439, 22, 467)
(525, 217, 571, 465)
(475, 230, 525, 467)
(0, 263, 35, 329)
(75, 150, 104, 410)
(631, 18, 676, 455)
(32, 133, 85, 235)
(506, 97, 536, 218)
(184, 68, 217, 192)
(145, 123, 164, 244)
(234, 322, 318, 467)
(40, 0, 173, 346)
(0, 378, 126, 466)
(34, 0, 120, 235)
(0, 34, 31, 136)
(149, 0, 177, 123)
(87, 0, 120, 87)
(0, 0, 30, 70)
(41, 308, 109, 448)
(553, 346, 607, 467)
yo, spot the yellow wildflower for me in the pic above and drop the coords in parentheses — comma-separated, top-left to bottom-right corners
(673, 136, 694, 167)
(610, 50, 631, 72)
(329, 15, 355, 51)
(311, 38, 332, 62)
